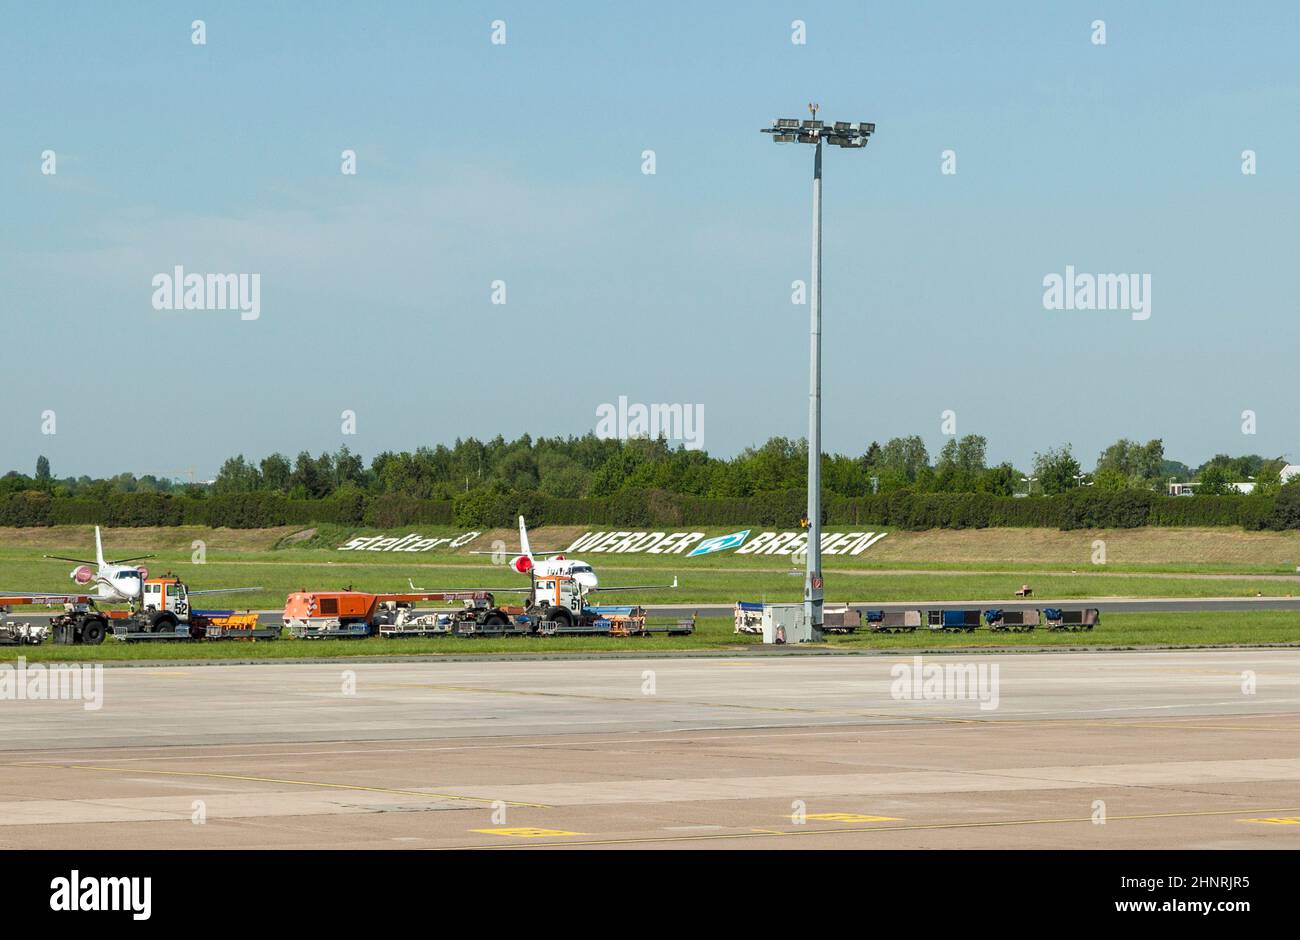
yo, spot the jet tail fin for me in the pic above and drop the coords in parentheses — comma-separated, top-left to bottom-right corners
(518, 515, 533, 562)
(95, 526, 106, 570)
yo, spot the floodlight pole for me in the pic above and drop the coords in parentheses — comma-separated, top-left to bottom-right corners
(806, 138, 824, 641)
(761, 108, 873, 643)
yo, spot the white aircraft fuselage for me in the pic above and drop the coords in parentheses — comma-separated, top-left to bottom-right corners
(521, 556, 598, 588)
(58, 527, 149, 604)
(507, 516, 598, 588)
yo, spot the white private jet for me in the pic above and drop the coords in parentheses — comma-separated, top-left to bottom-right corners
(1, 526, 256, 609)
(410, 516, 676, 598)
(485, 515, 601, 587)
(43, 526, 154, 604)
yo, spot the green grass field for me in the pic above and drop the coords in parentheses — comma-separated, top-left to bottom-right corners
(2, 559, 1296, 609)
(3, 524, 1299, 658)
(3, 525, 1299, 609)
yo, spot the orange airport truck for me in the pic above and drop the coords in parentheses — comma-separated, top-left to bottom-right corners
(282, 589, 521, 638)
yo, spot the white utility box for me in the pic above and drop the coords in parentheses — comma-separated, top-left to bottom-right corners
(762, 603, 813, 644)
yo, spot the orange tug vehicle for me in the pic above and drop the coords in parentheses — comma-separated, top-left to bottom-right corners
(283, 574, 694, 639)
(6, 575, 276, 645)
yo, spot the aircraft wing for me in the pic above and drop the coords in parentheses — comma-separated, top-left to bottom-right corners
(466, 550, 566, 557)
(407, 579, 531, 594)
(42, 555, 97, 565)
(587, 577, 679, 593)
(186, 586, 262, 597)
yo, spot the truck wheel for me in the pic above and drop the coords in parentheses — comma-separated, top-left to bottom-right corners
(483, 613, 506, 627)
(151, 612, 178, 633)
(546, 607, 573, 628)
(81, 619, 106, 645)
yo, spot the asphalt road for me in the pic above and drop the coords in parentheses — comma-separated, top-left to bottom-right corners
(2, 649, 1299, 848)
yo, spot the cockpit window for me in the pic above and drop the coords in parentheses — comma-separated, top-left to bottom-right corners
(116, 571, 140, 579)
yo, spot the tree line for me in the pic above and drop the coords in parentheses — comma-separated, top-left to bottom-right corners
(3, 435, 1290, 503)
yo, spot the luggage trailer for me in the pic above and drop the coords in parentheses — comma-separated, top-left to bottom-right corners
(860, 606, 1101, 634)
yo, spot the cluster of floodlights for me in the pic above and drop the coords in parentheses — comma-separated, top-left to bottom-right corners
(761, 117, 875, 148)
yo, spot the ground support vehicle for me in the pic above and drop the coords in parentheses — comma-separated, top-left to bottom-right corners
(0, 612, 48, 646)
(381, 601, 693, 638)
(984, 608, 1040, 632)
(928, 608, 982, 633)
(863, 605, 1099, 635)
(111, 609, 274, 642)
(1044, 607, 1100, 631)
(5, 576, 269, 644)
(734, 601, 764, 634)
(864, 610, 922, 633)
(2, 576, 267, 644)
(200, 612, 280, 640)
(285, 590, 522, 638)
(821, 606, 861, 634)
(534, 605, 694, 637)
(380, 597, 531, 637)
(0, 595, 97, 643)
(393, 573, 695, 638)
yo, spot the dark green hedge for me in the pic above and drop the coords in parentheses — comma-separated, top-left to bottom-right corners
(1, 492, 399, 529)
(830, 494, 1064, 528)
(0, 489, 1292, 530)
(363, 494, 454, 528)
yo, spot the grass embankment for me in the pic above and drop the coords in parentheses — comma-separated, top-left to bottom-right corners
(4, 525, 1300, 659)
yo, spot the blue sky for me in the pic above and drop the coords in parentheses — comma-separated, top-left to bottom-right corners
(2, 1, 1297, 479)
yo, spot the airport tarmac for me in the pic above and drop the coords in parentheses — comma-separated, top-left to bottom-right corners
(3, 649, 1300, 848)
